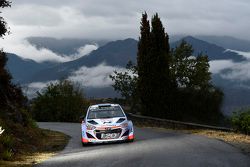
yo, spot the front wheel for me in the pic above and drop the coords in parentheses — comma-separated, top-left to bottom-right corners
(82, 142, 89, 146)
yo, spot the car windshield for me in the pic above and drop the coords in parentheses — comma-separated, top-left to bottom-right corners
(87, 106, 125, 119)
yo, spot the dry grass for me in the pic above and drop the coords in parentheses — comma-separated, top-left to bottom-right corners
(0, 129, 69, 167)
(148, 126, 250, 155)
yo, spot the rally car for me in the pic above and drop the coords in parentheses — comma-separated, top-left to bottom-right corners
(81, 103, 134, 145)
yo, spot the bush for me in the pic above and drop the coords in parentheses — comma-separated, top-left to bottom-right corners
(31, 80, 89, 122)
(0, 134, 14, 149)
(231, 108, 250, 134)
(1, 149, 13, 161)
(0, 133, 14, 161)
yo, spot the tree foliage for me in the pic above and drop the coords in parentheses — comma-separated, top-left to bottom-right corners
(136, 13, 176, 117)
(31, 80, 89, 122)
(0, 1, 50, 161)
(231, 108, 250, 134)
(110, 61, 137, 102)
(0, 0, 32, 126)
(0, 0, 11, 38)
(110, 12, 224, 125)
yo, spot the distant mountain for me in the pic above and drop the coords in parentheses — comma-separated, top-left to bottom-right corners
(27, 37, 108, 55)
(195, 36, 250, 52)
(29, 38, 138, 82)
(212, 74, 250, 115)
(7, 36, 250, 115)
(171, 36, 246, 62)
(6, 53, 55, 83)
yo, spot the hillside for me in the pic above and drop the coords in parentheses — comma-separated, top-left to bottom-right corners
(28, 38, 137, 82)
(171, 36, 246, 62)
(196, 36, 250, 52)
(27, 37, 108, 55)
(6, 36, 250, 115)
(6, 53, 55, 83)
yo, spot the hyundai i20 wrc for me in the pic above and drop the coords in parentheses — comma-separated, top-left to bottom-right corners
(81, 103, 134, 145)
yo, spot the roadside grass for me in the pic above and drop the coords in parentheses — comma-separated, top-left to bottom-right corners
(185, 129, 250, 155)
(140, 124, 250, 156)
(0, 129, 70, 167)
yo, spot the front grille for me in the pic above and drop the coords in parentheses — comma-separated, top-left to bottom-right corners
(95, 128, 122, 139)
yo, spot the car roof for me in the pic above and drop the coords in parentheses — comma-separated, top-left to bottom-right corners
(89, 103, 120, 110)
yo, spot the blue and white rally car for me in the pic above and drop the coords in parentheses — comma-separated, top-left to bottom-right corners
(81, 103, 134, 145)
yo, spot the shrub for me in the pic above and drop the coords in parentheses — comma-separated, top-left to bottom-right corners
(0, 134, 14, 149)
(231, 108, 250, 135)
(1, 149, 13, 161)
(31, 80, 89, 122)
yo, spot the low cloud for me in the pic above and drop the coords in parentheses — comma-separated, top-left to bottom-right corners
(68, 63, 126, 88)
(71, 44, 98, 60)
(24, 80, 58, 98)
(226, 49, 250, 59)
(0, 36, 98, 62)
(209, 50, 250, 81)
(221, 62, 250, 81)
(209, 60, 235, 74)
(25, 64, 125, 98)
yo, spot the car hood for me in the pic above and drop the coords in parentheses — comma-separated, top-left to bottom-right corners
(87, 117, 126, 126)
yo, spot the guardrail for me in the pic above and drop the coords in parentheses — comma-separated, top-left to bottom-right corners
(126, 113, 233, 132)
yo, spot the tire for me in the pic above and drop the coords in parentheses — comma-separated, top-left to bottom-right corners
(82, 142, 89, 146)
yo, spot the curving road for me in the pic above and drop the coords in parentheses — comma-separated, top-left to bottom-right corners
(37, 122, 250, 167)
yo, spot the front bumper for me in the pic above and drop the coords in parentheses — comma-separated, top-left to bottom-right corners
(82, 126, 134, 144)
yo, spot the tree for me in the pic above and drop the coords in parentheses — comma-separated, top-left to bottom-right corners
(0, 0, 30, 125)
(0, 0, 12, 106)
(110, 61, 137, 109)
(31, 80, 89, 122)
(171, 40, 195, 87)
(137, 12, 151, 115)
(170, 40, 223, 123)
(137, 13, 176, 117)
(231, 108, 250, 135)
(110, 12, 224, 124)
(0, 0, 11, 38)
(171, 40, 211, 89)
(190, 54, 211, 89)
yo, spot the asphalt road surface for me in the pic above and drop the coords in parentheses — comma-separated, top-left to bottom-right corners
(37, 122, 250, 167)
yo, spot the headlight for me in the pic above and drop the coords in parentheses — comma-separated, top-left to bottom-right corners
(86, 124, 96, 130)
(121, 122, 128, 128)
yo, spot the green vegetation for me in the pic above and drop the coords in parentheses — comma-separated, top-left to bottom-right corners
(110, 12, 224, 125)
(110, 61, 138, 112)
(0, 0, 31, 160)
(0, 1, 69, 163)
(231, 108, 250, 134)
(1, 149, 13, 161)
(31, 80, 89, 122)
(0, 134, 14, 160)
(137, 13, 176, 117)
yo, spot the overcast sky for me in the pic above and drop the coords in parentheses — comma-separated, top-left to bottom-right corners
(0, 0, 250, 63)
(1, 0, 250, 93)
(1, 0, 250, 40)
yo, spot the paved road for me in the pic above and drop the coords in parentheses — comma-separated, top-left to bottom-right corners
(37, 122, 250, 167)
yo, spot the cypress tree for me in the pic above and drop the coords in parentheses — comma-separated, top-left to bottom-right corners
(137, 13, 176, 117)
(137, 12, 151, 116)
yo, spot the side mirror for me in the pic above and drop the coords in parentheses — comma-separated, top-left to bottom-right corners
(80, 115, 85, 123)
